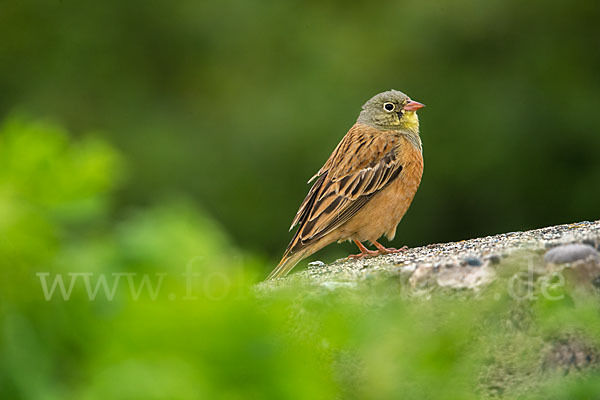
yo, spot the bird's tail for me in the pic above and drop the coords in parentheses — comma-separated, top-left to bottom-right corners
(266, 249, 307, 280)
(266, 234, 333, 280)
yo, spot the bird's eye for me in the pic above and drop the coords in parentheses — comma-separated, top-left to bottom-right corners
(383, 102, 395, 112)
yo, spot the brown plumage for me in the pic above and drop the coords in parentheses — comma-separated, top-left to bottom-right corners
(267, 90, 425, 280)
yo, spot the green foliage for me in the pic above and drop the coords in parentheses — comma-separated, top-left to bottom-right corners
(1, 119, 599, 399)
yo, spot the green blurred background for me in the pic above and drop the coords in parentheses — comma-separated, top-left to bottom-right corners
(2, 0, 600, 399)
(2, 0, 599, 264)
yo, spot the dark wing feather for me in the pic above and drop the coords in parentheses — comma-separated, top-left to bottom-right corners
(286, 124, 404, 254)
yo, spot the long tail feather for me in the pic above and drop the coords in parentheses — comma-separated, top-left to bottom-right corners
(266, 250, 307, 280)
(266, 235, 334, 280)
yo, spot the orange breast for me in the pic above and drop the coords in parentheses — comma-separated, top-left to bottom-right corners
(335, 135, 423, 243)
(380, 135, 423, 240)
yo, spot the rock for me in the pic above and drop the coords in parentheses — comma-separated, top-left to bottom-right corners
(257, 221, 600, 397)
(463, 256, 483, 267)
(437, 265, 496, 290)
(262, 220, 600, 294)
(409, 265, 435, 289)
(308, 261, 326, 268)
(407, 263, 496, 291)
(544, 243, 599, 264)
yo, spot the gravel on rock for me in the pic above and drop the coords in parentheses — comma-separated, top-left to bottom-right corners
(262, 220, 600, 291)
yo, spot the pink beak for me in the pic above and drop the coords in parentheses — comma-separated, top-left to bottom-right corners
(403, 100, 426, 111)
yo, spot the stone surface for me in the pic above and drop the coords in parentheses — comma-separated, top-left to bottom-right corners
(258, 220, 600, 396)
(261, 220, 600, 292)
(544, 243, 599, 264)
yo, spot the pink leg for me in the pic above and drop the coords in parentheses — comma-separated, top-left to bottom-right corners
(373, 240, 409, 254)
(348, 240, 379, 259)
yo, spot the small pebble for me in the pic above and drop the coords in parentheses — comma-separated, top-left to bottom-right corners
(308, 261, 325, 268)
(485, 254, 501, 265)
(544, 243, 599, 264)
(464, 256, 483, 267)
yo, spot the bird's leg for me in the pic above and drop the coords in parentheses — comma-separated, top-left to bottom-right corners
(373, 240, 409, 254)
(348, 240, 379, 259)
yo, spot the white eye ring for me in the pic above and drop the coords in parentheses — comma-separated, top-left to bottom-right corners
(383, 102, 395, 112)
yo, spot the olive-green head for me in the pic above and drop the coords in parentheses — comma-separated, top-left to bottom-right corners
(357, 89, 425, 133)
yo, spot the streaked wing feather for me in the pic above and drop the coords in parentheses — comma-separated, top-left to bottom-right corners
(286, 124, 404, 254)
(289, 174, 326, 230)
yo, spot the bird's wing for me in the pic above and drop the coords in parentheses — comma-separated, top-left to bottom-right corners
(286, 123, 404, 254)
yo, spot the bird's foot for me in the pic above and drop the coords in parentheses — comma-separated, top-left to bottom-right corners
(347, 249, 380, 259)
(348, 240, 380, 259)
(373, 241, 408, 254)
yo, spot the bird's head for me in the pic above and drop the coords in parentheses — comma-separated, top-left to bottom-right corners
(357, 90, 425, 134)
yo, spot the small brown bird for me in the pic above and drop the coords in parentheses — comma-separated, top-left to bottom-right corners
(267, 90, 425, 280)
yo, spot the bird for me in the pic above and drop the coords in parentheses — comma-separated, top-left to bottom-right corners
(267, 89, 425, 280)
